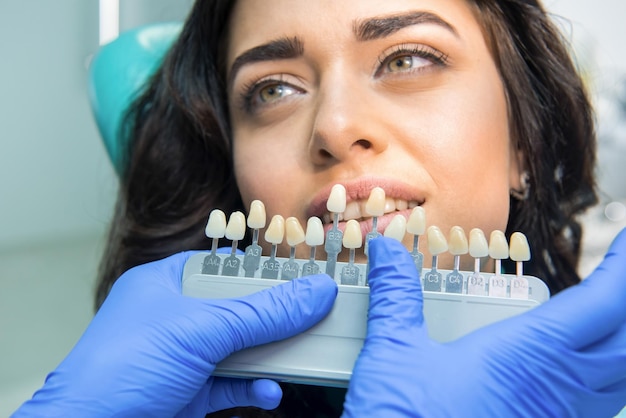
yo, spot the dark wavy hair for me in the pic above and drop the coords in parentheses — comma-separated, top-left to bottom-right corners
(95, 1, 597, 416)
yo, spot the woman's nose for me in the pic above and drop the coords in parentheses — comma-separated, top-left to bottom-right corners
(308, 76, 389, 166)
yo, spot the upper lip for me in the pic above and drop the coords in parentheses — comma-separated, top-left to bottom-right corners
(306, 176, 425, 221)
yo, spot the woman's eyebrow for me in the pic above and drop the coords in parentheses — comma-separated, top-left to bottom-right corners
(228, 36, 304, 87)
(353, 11, 459, 41)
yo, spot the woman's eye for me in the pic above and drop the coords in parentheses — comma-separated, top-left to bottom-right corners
(377, 45, 448, 77)
(257, 83, 298, 103)
(386, 54, 432, 73)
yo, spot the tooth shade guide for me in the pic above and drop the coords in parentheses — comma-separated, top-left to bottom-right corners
(282, 217, 306, 280)
(444, 226, 467, 294)
(426, 225, 448, 256)
(261, 215, 285, 279)
(327, 184, 347, 213)
(509, 232, 530, 299)
(466, 228, 488, 296)
(221, 211, 246, 276)
(340, 220, 362, 285)
(406, 206, 425, 271)
(205, 209, 227, 254)
(247, 200, 267, 229)
(285, 217, 306, 247)
(198, 205, 544, 301)
(365, 187, 386, 217)
(302, 217, 323, 276)
(305, 217, 324, 247)
(423, 226, 447, 292)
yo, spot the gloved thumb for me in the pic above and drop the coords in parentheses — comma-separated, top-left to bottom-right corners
(174, 378, 281, 416)
(366, 237, 426, 339)
(202, 274, 338, 363)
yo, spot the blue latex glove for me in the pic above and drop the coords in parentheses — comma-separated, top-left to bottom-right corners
(13, 251, 338, 417)
(343, 231, 626, 418)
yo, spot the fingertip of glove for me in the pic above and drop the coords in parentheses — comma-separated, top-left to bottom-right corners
(251, 379, 282, 410)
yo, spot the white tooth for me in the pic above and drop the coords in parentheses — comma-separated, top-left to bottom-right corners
(343, 201, 362, 220)
(342, 219, 363, 249)
(384, 214, 407, 241)
(469, 228, 489, 258)
(247, 200, 266, 229)
(205, 209, 227, 239)
(384, 197, 396, 213)
(509, 232, 531, 262)
(448, 226, 468, 255)
(395, 199, 408, 211)
(285, 217, 306, 247)
(327, 184, 347, 213)
(406, 206, 426, 235)
(365, 187, 386, 217)
(488, 230, 509, 260)
(264, 215, 285, 244)
(427, 225, 448, 255)
(408, 201, 418, 209)
(305, 217, 325, 246)
(225, 211, 246, 241)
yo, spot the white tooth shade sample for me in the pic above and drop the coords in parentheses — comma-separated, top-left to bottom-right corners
(265, 215, 285, 245)
(406, 206, 426, 235)
(247, 200, 267, 229)
(448, 226, 469, 256)
(343, 219, 363, 249)
(225, 211, 246, 241)
(365, 187, 386, 217)
(384, 214, 407, 241)
(509, 232, 531, 262)
(327, 184, 347, 213)
(205, 209, 227, 239)
(469, 228, 489, 258)
(305, 217, 325, 246)
(488, 230, 509, 260)
(427, 225, 448, 255)
(285, 217, 306, 247)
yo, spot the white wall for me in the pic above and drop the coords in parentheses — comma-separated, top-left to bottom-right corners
(0, 0, 115, 251)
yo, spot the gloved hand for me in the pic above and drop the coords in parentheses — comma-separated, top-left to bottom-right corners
(343, 230, 626, 418)
(13, 251, 338, 417)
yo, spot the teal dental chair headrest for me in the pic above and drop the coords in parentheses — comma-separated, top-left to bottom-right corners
(88, 22, 182, 174)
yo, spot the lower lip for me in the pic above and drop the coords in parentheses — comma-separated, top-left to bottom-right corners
(322, 208, 415, 242)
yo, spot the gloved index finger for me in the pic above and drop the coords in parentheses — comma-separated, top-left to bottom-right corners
(366, 237, 425, 338)
(527, 227, 626, 350)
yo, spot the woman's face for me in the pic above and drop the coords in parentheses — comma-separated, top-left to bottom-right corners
(226, 0, 521, 269)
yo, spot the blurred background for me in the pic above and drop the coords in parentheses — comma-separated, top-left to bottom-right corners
(1, 0, 625, 414)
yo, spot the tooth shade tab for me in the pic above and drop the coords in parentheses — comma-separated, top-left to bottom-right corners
(384, 214, 407, 241)
(365, 187, 386, 217)
(510, 232, 531, 262)
(305, 217, 324, 246)
(225, 211, 246, 241)
(205, 209, 227, 239)
(285, 217, 306, 247)
(448, 226, 469, 255)
(327, 184, 347, 213)
(265, 215, 285, 245)
(247, 200, 266, 229)
(427, 225, 448, 255)
(469, 228, 489, 258)
(406, 206, 426, 235)
(343, 219, 363, 249)
(488, 230, 509, 260)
